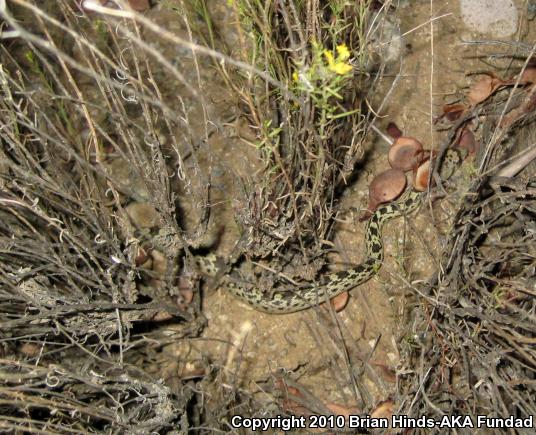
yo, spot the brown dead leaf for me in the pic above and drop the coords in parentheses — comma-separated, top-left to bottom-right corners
(440, 103, 467, 122)
(276, 380, 303, 398)
(360, 168, 406, 221)
(386, 122, 403, 139)
(499, 87, 536, 128)
(276, 379, 311, 416)
(128, 0, 150, 11)
(456, 127, 478, 155)
(369, 168, 407, 204)
(468, 74, 506, 106)
(135, 246, 151, 267)
(282, 401, 311, 416)
(388, 136, 424, 171)
(325, 402, 361, 419)
(371, 399, 394, 420)
(413, 158, 431, 192)
(326, 291, 349, 312)
(519, 67, 536, 85)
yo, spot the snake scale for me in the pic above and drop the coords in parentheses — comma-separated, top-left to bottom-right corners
(193, 149, 460, 314)
(194, 189, 423, 314)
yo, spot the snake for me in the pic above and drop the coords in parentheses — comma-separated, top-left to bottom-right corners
(193, 149, 461, 314)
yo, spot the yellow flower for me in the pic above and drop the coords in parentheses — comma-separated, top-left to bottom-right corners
(292, 71, 299, 82)
(324, 47, 352, 75)
(336, 44, 350, 60)
(331, 62, 353, 75)
(323, 50, 335, 67)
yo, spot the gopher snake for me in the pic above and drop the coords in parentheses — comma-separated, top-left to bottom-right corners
(193, 150, 460, 314)
(194, 189, 422, 313)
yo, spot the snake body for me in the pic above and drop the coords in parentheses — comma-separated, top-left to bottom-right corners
(194, 189, 423, 314)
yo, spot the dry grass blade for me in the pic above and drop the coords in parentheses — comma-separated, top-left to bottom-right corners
(0, 0, 387, 431)
(1, 0, 534, 432)
(397, 53, 536, 428)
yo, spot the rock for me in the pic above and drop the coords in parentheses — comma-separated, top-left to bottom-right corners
(460, 0, 518, 37)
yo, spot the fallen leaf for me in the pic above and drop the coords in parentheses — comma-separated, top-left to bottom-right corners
(499, 90, 536, 128)
(128, 0, 151, 11)
(325, 402, 361, 419)
(360, 168, 407, 220)
(456, 127, 478, 155)
(386, 122, 403, 139)
(369, 168, 407, 205)
(468, 74, 505, 106)
(413, 158, 431, 192)
(282, 401, 311, 416)
(275, 379, 303, 398)
(327, 291, 349, 312)
(519, 67, 536, 85)
(278, 382, 310, 416)
(135, 246, 150, 267)
(388, 136, 424, 171)
(441, 103, 467, 122)
(371, 399, 394, 420)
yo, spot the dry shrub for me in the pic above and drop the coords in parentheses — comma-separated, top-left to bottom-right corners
(398, 67, 536, 429)
(0, 0, 385, 431)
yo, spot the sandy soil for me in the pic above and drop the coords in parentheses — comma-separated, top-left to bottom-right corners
(143, 0, 535, 414)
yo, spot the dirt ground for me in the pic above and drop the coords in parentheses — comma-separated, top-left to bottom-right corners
(2, 0, 535, 432)
(130, 0, 534, 414)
